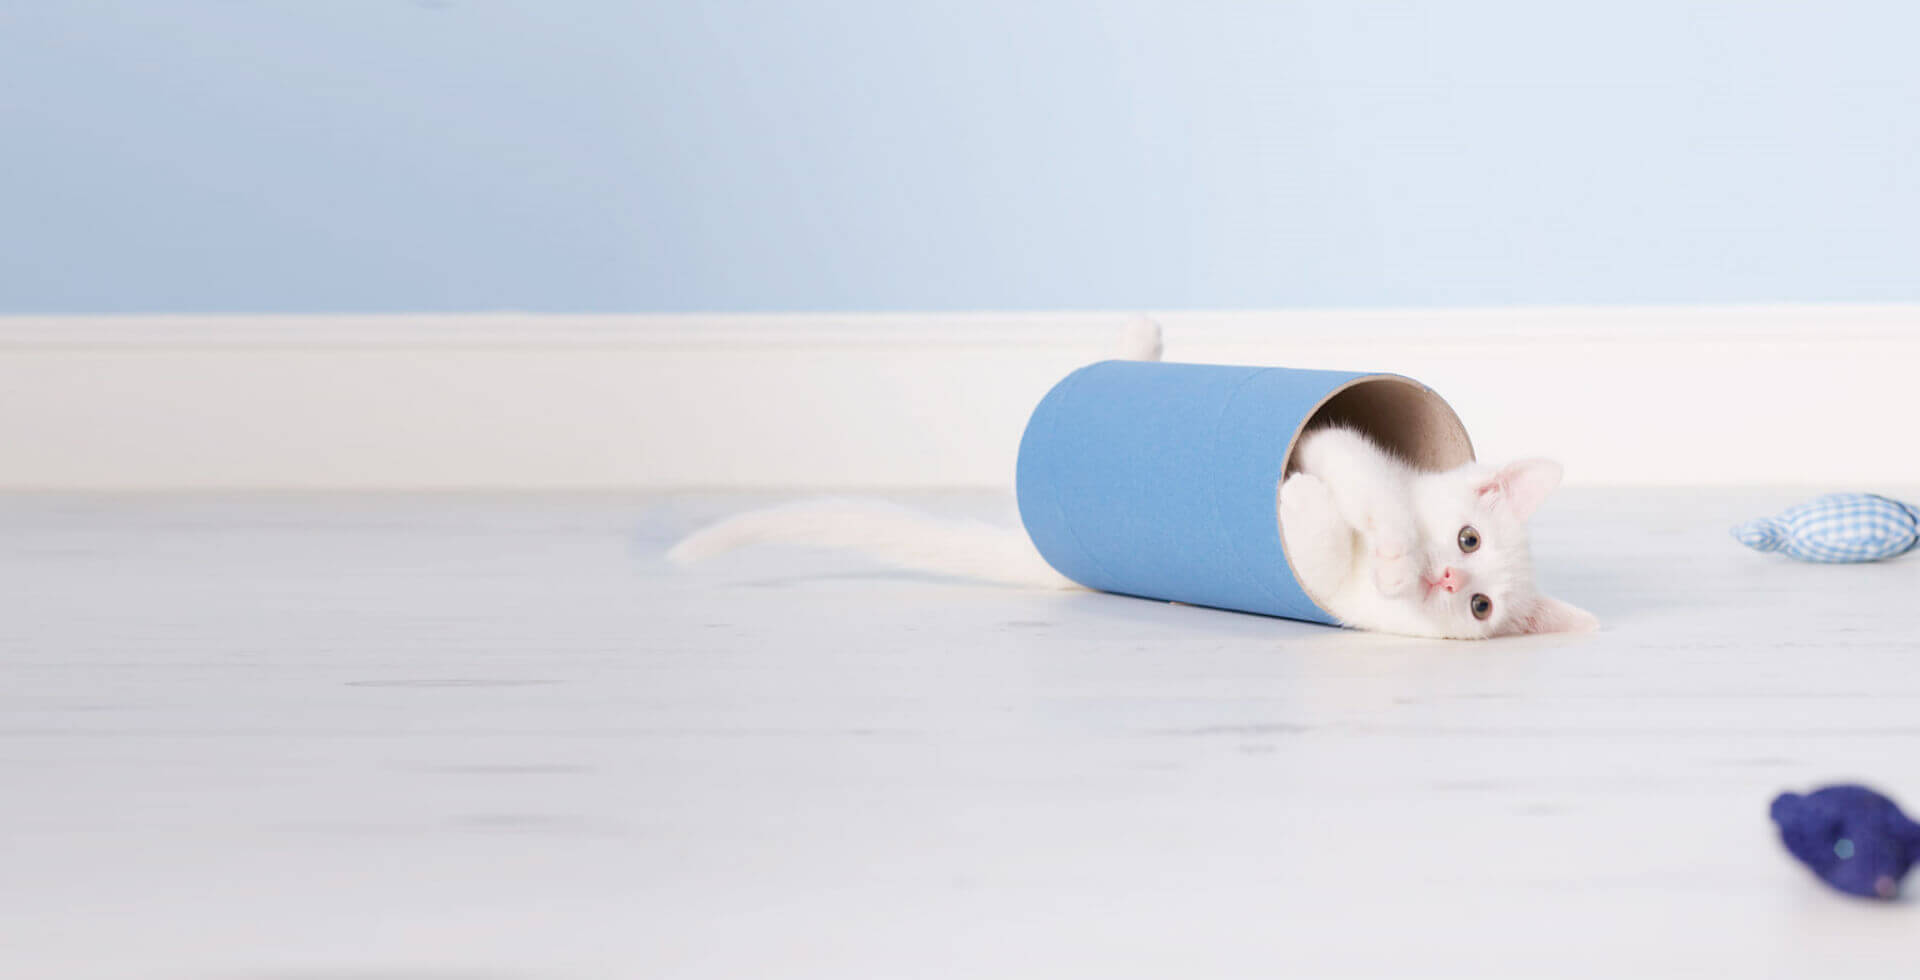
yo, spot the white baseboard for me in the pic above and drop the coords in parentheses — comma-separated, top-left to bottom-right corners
(4, 306, 1917, 489)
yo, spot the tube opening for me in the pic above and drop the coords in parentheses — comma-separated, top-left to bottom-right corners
(1289, 375, 1474, 474)
(1278, 375, 1475, 615)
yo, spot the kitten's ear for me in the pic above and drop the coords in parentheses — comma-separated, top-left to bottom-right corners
(1478, 459, 1564, 521)
(1517, 596, 1599, 634)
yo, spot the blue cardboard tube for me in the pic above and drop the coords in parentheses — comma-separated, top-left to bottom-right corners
(1015, 361, 1473, 623)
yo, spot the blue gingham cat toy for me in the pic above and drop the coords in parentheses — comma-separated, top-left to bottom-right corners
(1733, 493, 1920, 563)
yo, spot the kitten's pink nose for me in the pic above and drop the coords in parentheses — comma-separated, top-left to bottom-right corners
(1438, 567, 1463, 593)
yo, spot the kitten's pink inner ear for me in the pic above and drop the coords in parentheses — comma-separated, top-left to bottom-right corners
(1518, 596, 1599, 634)
(1478, 459, 1564, 521)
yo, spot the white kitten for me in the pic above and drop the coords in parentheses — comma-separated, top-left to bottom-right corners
(1281, 427, 1597, 639)
(671, 317, 1596, 639)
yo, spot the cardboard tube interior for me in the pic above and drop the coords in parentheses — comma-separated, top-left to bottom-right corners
(1279, 374, 1476, 613)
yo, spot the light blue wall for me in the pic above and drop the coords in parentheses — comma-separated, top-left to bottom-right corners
(6, 1, 1919, 312)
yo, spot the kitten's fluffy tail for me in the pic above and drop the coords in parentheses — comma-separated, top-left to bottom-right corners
(666, 499, 1076, 589)
(669, 317, 1160, 590)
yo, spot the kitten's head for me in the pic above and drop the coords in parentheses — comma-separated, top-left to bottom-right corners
(1403, 458, 1598, 639)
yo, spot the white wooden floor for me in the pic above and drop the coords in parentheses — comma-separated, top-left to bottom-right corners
(4, 489, 1918, 979)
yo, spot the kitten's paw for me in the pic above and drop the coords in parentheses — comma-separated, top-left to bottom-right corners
(1372, 554, 1419, 597)
(1280, 473, 1355, 595)
(1369, 526, 1421, 598)
(1279, 473, 1333, 524)
(1116, 315, 1164, 362)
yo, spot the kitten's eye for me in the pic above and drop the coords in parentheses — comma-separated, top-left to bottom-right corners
(1470, 594, 1493, 620)
(1457, 525, 1481, 553)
